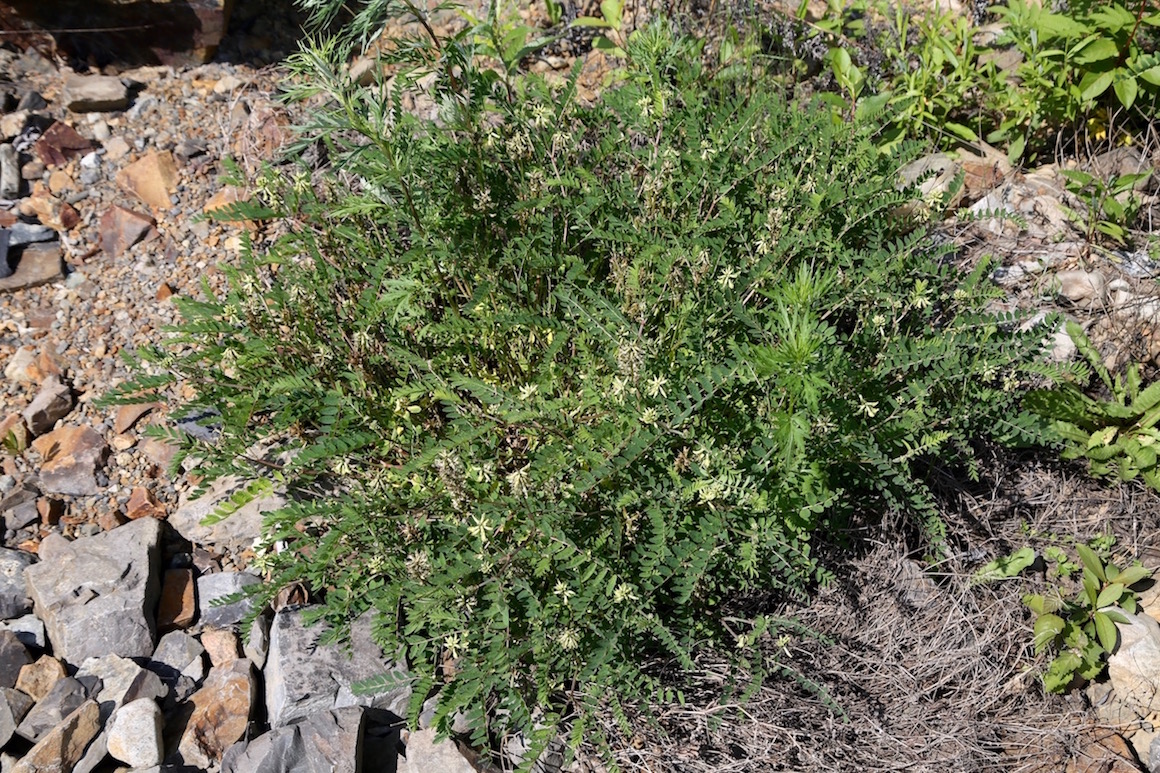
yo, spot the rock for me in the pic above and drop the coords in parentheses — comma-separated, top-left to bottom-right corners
(75, 655, 166, 711)
(243, 614, 270, 670)
(24, 188, 80, 232)
(17, 676, 95, 743)
(1056, 270, 1108, 307)
(196, 571, 261, 629)
(0, 144, 19, 199)
(60, 74, 129, 113)
(36, 499, 62, 528)
(398, 727, 476, 773)
(221, 706, 402, 773)
(125, 487, 165, 520)
(157, 569, 196, 632)
(70, 655, 167, 773)
(1065, 729, 1144, 773)
(148, 631, 205, 689)
(115, 152, 177, 212)
(17, 655, 67, 701)
(177, 659, 257, 768)
(30, 425, 107, 497)
(0, 631, 31, 688)
(0, 614, 46, 650)
(113, 403, 159, 435)
(896, 153, 964, 214)
(0, 687, 34, 747)
(99, 206, 155, 258)
(4, 349, 37, 384)
(103, 136, 130, 162)
(106, 698, 163, 768)
(22, 376, 74, 437)
(200, 627, 240, 667)
(169, 475, 283, 557)
(8, 223, 58, 248)
(33, 123, 94, 167)
(266, 608, 413, 728)
(0, 243, 64, 292)
(11, 699, 102, 773)
(24, 517, 161, 665)
(1108, 611, 1160, 718)
(0, 548, 35, 620)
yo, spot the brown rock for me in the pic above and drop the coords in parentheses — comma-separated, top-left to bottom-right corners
(15, 656, 67, 702)
(199, 627, 240, 667)
(0, 414, 29, 453)
(36, 498, 63, 527)
(1065, 729, 1140, 773)
(10, 698, 101, 773)
(99, 206, 156, 258)
(158, 569, 196, 632)
(97, 509, 127, 531)
(22, 376, 74, 437)
(31, 426, 108, 496)
(33, 122, 94, 167)
(177, 659, 256, 767)
(155, 282, 175, 301)
(116, 151, 178, 212)
(46, 171, 72, 195)
(125, 486, 164, 520)
(25, 188, 80, 232)
(113, 403, 160, 435)
(110, 434, 136, 451)
(4, 348, 38, 384)
(0, 243, 64, 292)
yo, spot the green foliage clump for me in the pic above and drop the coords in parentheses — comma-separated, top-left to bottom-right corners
(1025, 542, 1149, 693)
(807, 0, 1160, 160)
(1029, 322, 1160, 490)
(106, 8, 1057, 764)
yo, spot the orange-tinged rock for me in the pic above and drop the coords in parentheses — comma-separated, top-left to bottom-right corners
(36, 497, 63, 526)
(16, 655, 66, 702)
(99, 205, 155, 258)
(125, 486, 165, 520)
(113, 403, 160, 435)
(158, 569, 196, 631)
(10, 699, 101, 773)
(200, 627, 240, 667)
(116, 151, 178, 212)
(177, 659, 256, 767)
(25, 188, 79, 231)
(33, 122, 94, 168)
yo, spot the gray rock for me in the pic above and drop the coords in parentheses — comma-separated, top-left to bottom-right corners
(0, 549, 34, 620)
(0, 614, 45, 649)
(244, 613, 271, 670)
(1055, 269, 1108, 307)
(265, 608, 413, 728)
(7, 223, 56, 247)
(221, 706, 402, 773)
(16, 676, 97, 743)
(169, 474, 283, 556)
(21, 375, 74, 436)
(0, 229, 8, 281)
(197, 571, 262, 629)
(0, 687, 33, 746)
(399, 728, 476, 773)
(0, 144, 18, 200)
(0, 242, 64, 292)
(24, 518, 162, 665)
(106, 698, 163, 768)
(0, 631, 30, 688)
(76, 655, 167, 714)
(150, 630, 206, 684)
(61, 74, 129, 113)
(2, 499, 37, 532)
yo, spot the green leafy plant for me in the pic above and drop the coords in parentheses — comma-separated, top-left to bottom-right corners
(104, 5, 1059, 765)
(1028, 321, 1160, 490)
(1059, 168, 1148, 247)
(1024, 542, 1149, 693)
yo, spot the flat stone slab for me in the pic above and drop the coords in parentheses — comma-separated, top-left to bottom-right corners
(265, 608, 412, 728)
(0, 243, 63, 293)
(169, 474, 284, 557)
(24, 518, 161, 666)
(221, 706, 402, 773)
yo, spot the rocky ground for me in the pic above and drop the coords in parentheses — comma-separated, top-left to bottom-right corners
(0, 2, 1159, 772)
